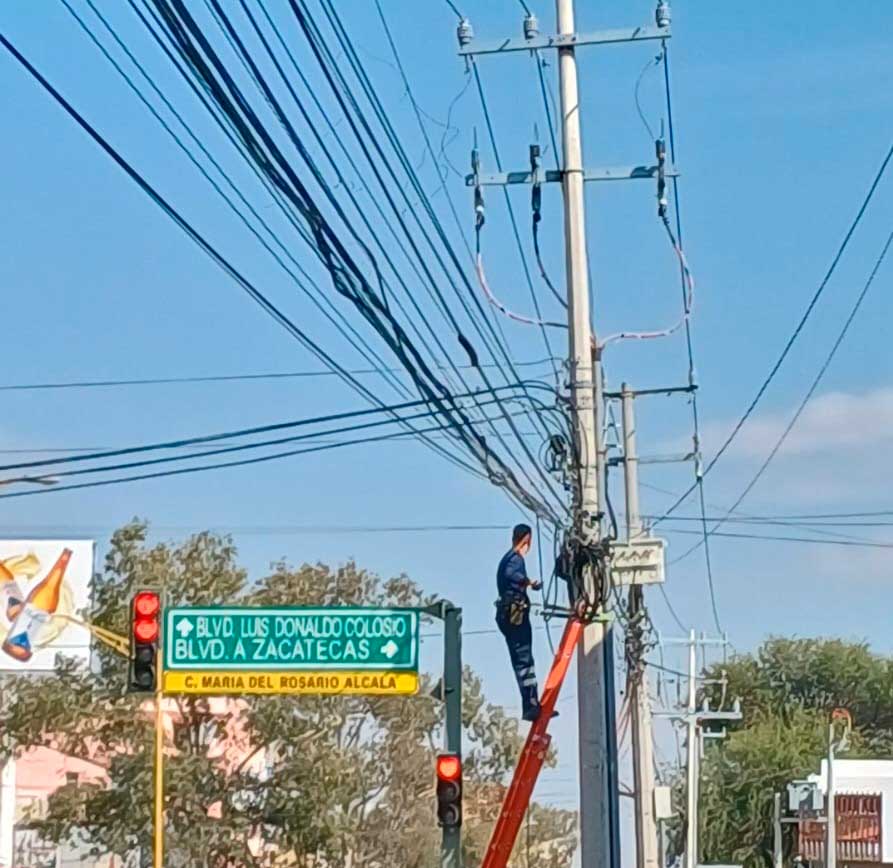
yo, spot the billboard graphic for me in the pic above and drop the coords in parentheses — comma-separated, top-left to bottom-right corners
(0, 540, 94, 671)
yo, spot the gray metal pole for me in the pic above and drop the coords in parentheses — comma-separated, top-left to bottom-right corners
(826, 729, 835, 868)
(623, 385, 660, 868)
(621, 384, 642, 541)
(773, 793, 783, 868)
(685, 630, 698, 868)
(553, 0, 609, 862)
(443, 604, 463, 868)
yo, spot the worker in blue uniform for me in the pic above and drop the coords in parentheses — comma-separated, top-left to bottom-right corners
(495, 523, 555, 721)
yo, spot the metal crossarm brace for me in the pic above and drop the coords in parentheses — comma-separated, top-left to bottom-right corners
(481, 618, 583, 868)
(459, 25, 670, 56)
(466, 165, 679, 188)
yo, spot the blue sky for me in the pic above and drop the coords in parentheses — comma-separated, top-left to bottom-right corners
(1, 0, 892, 850)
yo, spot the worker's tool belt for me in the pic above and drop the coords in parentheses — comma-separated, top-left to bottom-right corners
(496, 596, 529, 626)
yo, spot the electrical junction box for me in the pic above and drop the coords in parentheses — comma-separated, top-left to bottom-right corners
(609, 536, 666, 585)
(653, 785, 674, 819)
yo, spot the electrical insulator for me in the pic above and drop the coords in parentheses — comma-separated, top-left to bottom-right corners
(457, 17, 473, 47)
(523, 12, 539, 40)
(656, 0, 671, 28)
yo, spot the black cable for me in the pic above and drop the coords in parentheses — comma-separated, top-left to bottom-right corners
(231, 0, 482, 401)
(25, 4, 565, 520)
(299, 0, 567, 512)
(0, 413, 502, 502)
(148, 0, 559, 515)
(0, 385, 534, 474)
(652, 42, 722, 633)
(443, 0, 462, 18)
(64, 0, 413, 404)
(197, 0, 554, 520)
(1, 400, 528, 487)
(0, 29, 485, 484)
(289, 0, 527, 378)
(659, 585, 688, 632)
(664, 528, 893, 550)
(670, 227, 893, 568)
(654, 120, 893, 523)
(0, 357, 558, 392)
(241, 0, 521, 451)
(530, 49, 565, 311)
(373, 0, 474, 263)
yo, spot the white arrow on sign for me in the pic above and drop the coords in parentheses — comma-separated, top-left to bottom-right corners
(381, 640, 399, 659)
(175, 618, 194, 639)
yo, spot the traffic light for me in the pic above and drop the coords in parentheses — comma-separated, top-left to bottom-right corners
(129, 591, 160, 693)
(436, 753, 462, 828)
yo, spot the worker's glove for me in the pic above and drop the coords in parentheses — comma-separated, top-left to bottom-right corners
(528, 580, 543, 591)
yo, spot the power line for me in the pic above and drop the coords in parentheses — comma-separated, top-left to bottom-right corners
(0, 402, 536, 488)
(0, 522, 513, 535)
(654, 134, 893, 524)
(0, 410, 515, 501)
(66, 0, 414, 404)
(0, 357, 557, 393)
(670, 227, 893, 566)
(659, 40, 722, 634)
(663, 527, 893, 550)
(294, 0, 567, 514)
(0, 25, 558, 518)
(0, 27, 476, 479)
(650, 513, 893, 528)
(0, 385, 539, 475)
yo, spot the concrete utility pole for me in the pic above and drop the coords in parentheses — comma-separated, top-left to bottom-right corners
(622, 386, 660, 868)
(651, 633, 740, 868)
(456, 7, 675, 868)
(773, 793, 783, 868)
(825, 709, 853, 868)
(554, 1, 611, 865)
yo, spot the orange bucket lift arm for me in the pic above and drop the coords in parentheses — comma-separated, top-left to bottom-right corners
(481, 617, 583, 868)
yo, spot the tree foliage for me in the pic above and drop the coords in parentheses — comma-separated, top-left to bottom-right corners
(685, 637, 893, 868)
(1, 521, 575, 867)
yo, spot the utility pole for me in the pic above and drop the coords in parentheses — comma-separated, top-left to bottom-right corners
(456, 7, 675, 868)
(826, 709, 852, 868)
(656, 634, 739, 868)
(622, 385, 660, 868)
(554, 1, 611, 864)
(773, 793, 783, 868)
(685, 630, 698, 868)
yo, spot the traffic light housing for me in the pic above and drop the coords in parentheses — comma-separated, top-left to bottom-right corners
(436, 753, 462, 828)
(129, 591, 160, 693)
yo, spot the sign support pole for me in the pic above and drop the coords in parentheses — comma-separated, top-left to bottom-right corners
(154, 649, 164, 868)
(443, 603, 463, 868)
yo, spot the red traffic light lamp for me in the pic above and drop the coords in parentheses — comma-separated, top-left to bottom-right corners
(134, 591, 160, 619)
(437, 754, 461, 781)
(436, 753, 462, 828)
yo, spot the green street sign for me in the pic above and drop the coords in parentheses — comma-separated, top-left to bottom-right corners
(163, 607, 419, 672)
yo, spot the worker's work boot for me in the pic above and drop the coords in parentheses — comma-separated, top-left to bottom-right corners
(522, 702, 559, 722)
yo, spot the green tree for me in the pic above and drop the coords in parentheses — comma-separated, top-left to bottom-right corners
(683, 637, 893, 868)
(0, 521, 574, 867)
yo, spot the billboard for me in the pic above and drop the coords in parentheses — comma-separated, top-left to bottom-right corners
(0, 540, 94, 672)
